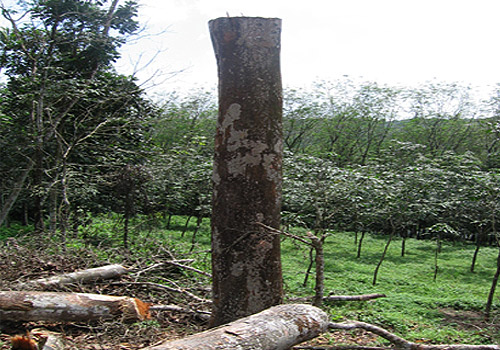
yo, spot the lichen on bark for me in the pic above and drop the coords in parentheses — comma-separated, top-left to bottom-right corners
(209, 16, 284, 327)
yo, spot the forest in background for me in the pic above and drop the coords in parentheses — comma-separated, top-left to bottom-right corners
(1, 0, 500, 260)
(3, 78, 500, 248)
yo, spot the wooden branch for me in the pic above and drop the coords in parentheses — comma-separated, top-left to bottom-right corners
(111, 281, 210, 304)
(290, 293, 386, 303)
(325, 293, 386, 302)
(163, 260, 212, 278)
(150, 304, 211, 321)
(328, 321, 500, 350)
(0, 291, 150, 322)
(256, 222, 312, 246)
(142, 304, 329, 350)
(17, 264, 129, 288)
(134, 260, 195, 277)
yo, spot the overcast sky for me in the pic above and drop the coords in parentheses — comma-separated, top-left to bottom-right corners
(1, 0, 499, 95)
(116, 0, 500, 96)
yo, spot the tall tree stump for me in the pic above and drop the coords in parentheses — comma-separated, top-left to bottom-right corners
(208, 16, 284, 327)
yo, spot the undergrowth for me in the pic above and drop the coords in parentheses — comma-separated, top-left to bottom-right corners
(0, 215, 498, 347)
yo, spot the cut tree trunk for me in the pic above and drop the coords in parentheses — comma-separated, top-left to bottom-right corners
(208, 16, 284, 327)
(142, 304, 329, 350)
(17, 264, 129, 289)
(0, 291, 150, 322)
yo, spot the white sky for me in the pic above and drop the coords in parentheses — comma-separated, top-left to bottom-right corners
(0, 0, 499, 95)
(117, 0, 500, 96)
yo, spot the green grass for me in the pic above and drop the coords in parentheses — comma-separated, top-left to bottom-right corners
(281, 231, 498, 344)
(1, 216, 498, 345)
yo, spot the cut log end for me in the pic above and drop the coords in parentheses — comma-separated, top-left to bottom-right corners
(0, 291, 151, 323)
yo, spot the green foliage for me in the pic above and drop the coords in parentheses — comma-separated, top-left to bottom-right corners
(0, 222, 33, 240)
(0, 0, 159, 230)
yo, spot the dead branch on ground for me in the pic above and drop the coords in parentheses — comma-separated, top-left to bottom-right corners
(328, 321, 500, 350)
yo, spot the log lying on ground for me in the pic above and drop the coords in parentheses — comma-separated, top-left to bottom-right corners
(0, 291, 150, 322)
(291, 293, 386, 303)
(328, 321, 500, 350)
(17, 264, 129, 289)
(142, 304, 329, 350)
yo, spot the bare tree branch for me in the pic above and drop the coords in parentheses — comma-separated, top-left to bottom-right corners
(328, 321, 500, 350)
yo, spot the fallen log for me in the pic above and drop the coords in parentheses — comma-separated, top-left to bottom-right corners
(17, 264, 129, 289)
(0, 291, 150, 323)
(142, 304, 329, 350)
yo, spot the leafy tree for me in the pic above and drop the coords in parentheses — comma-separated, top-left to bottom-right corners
(0, 0, 155, 232)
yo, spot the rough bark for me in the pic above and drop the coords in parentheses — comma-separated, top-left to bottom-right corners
(142, 304, 329, 350)
(17, 264, 129, 289)
(0, 291, 150, 322)
(309, 232, 325, 307)
(208, 16, 283, 326)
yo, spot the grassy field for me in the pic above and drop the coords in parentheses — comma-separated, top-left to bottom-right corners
(1, 215, 498, 347)
(281, 229, 498, 345)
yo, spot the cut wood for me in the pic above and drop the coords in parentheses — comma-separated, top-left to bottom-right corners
(16, 264, 128, 289)
(0, 291, 150, 322)
(142, 304, 329, 350)
(290, 293, 386, 303)
(17, 264, 129, 288)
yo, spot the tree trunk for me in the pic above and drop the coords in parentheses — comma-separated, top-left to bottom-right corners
(373, 228, 394, 285)
(485, 245, 500, 321)
(208, 16, 283, 327)
(303, 247, 314, 287)
(142, 304, 328, 350)
(181, 215, 192, 237)
(0, 162, 33, 227)
(0, 291, 150, 322)
(310, 233, 325, 307)
(357, 231, 365, 258)
(401, 236, 406, 257)
(471, 228, 483, 273)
